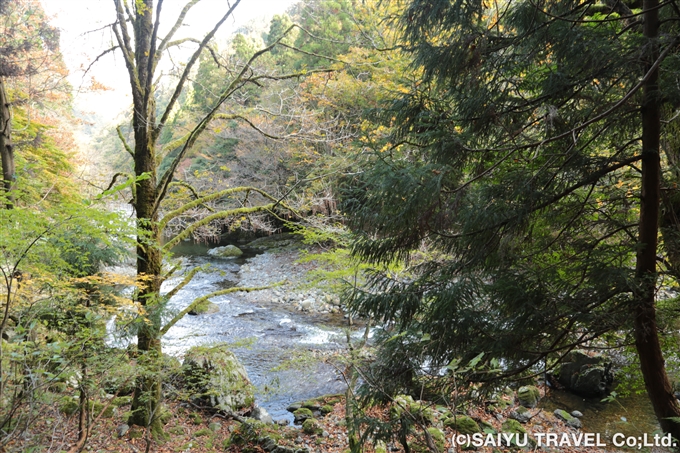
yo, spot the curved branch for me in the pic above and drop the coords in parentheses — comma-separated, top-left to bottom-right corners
(116, 126, 134, 157)
(159, 186, 289, 230)
(167, 181, 215, 212)
(163, 265, 205, 300)
(154, 0, 242, 139)
(160, 283, 282, 335)
(156, 0, 202, 56)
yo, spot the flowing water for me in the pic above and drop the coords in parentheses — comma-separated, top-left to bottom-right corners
(160, 240, 354, 423)
(112, 237, 662, 433)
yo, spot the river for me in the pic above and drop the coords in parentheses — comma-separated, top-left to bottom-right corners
(159, 239, 356, 423)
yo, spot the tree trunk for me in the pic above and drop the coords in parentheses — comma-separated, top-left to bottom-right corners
(0, 77, 15, 209)
(634, 0, 680, 440)
(127, 0, 163, 429)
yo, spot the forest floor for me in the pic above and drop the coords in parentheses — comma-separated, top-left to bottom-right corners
(7, 386, 674, 453)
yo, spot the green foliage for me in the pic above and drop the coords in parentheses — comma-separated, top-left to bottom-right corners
(292, 0, 355, 69)
(344, 0, 680, 386)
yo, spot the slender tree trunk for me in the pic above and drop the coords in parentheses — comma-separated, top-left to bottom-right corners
(634, 0, 680, 440)
(0, 77, 15, 209)
(126, 0, 164, 429)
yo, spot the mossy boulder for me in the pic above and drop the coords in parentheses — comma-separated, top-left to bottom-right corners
(302, 418, 322, 435)
(509, 406, 532, 423)
(207, 244, 243, 258)
(182, 343, 255, 414)
(554, 409, 582, 429)
(293, 407, 314, 424)
(516, 385, 541, 408)
(390, 395, 435, 424)
(502, 419, 527, 435)
(556, 350, 613, 397)
(443, 415, 480, 434)
(188, 300, 219, 315)
(502, 419, 537, 448)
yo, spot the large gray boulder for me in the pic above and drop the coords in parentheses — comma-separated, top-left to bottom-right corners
(556, 350, 613, 397)
(207, 245, 243, 258)
(183, 343, 255, 413)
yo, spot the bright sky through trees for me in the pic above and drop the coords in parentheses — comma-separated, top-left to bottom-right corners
(40, 0, 298, 122)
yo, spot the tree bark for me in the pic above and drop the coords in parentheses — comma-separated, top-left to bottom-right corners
(634, 0, 680, 440)
(124, 0, 164, 429)
(0, 77, 15, 209)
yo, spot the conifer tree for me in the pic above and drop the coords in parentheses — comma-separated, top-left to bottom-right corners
(346, 0, 680, 438)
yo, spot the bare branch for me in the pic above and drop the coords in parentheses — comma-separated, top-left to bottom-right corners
(156, 0, 202, 55)
(81, 46, 119, 80)
(167, 181, 215, 212)
(112, 0, 141, 97)
(154, 0, 242, 139)
(104, 172, 130, 192)
(154, 24, 303, 211)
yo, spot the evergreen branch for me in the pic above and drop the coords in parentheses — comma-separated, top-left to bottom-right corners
(116, 126, 133, 157)
(162, 204, 275, 250)
(458, 33, 680, 155)
(159, 283, 281, 335)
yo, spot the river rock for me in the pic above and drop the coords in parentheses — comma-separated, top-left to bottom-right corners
(556, 350, 613, 397)
(251, 405, 274, 424)
(208, 245, 243, 258)
(188, 300, 219, 315)
(517, 385, 541, 408)
(554, 409, 582, 429)
(509, 406, 532, 423)
(182, 343, 255, 413)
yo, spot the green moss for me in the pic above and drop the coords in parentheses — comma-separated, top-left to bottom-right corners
(517, 385, 541, 408)
(189, 300, 219, 315)
(195, 428, 213, 437)
(59, 397, 79, 415)
(129, 428, 144, 439)
(294, 407, 313, 421)
(502, 419, 527, 434)
(427, 427, 445, 452)
(190, 412, 203, 425)
(443, 415, 480, 434)
(391, 395, 435, 424)
(112, 396, 132, 407)
(302, 418, 322, 435)
(320, 405, 334, 415)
